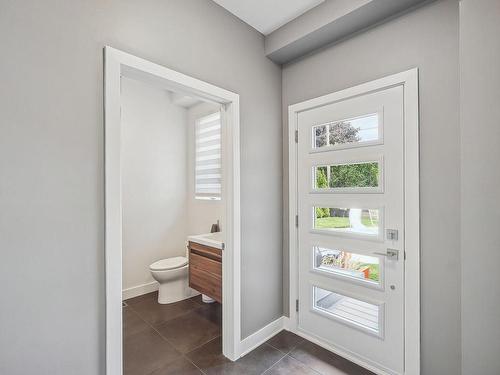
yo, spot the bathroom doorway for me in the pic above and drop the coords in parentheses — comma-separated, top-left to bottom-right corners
(104, 47, 241, 375)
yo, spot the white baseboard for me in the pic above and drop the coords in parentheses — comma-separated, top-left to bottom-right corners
(122, 281, 158, 300)
(283, 316, 294, 331)
(239, 317, 285, 357)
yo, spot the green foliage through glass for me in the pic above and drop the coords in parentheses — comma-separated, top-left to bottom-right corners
(315, 162, 379, 189)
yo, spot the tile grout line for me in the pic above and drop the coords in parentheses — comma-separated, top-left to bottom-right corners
(264, 333, 306, 357)
(287, 349, 330, 375)
(256, 344, 288, 375)
(126, 297, 205, 335)
(267, 339, 328, 375)
(184, 334, 222, 356)
(151, 309, 221, 354)
(265, 341, 301, 356)
(138, 320, 209, 375)
(181, 333, 228, 375)
(182, 353, 208, 375)
(260, 352, 287, 375)
(181, 335, 223, 375)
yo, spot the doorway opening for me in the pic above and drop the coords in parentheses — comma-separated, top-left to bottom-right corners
(104, 47, 241, 375)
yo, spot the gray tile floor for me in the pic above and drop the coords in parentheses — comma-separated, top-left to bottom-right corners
(124, 291, 374, 375)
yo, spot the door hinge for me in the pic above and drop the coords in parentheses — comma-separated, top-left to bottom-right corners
(295, 214, 298, 227)
(295, 130, 298, 143)
(296, 299, 299, 312)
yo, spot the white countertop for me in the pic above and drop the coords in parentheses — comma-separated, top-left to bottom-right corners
(187, 232, 224, 250)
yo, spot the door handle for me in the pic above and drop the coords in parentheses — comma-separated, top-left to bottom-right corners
(373, 249, 399, 260)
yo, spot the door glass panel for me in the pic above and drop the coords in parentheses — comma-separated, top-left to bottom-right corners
(312, 113, 379, 149)
(314, 207, 379, 236)
(314, 246, 380, 283)
(314, 161, 380, 190)
(313, 286, 381, 334)
(314, 125, 328, 148)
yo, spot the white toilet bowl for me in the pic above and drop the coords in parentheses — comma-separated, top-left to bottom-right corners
(149, 256, 196, 304)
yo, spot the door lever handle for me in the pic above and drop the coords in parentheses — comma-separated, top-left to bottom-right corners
(373, 249, 399, 260)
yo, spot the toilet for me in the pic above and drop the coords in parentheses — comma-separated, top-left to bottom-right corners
(149, 256, 196, 304)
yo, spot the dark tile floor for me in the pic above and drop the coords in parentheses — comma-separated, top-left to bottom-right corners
(124, 291, 374, 375)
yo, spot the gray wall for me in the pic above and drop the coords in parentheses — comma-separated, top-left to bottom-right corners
(460, 0, 500, 374)
(0, 1, 282, 374)
(282, 1, 461, 374)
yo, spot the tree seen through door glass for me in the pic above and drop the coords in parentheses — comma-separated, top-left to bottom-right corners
(314, 162, 379, 189)
(313, 113, 379, 149)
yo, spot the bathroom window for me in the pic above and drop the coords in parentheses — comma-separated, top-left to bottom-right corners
(195, 112, 222, 200)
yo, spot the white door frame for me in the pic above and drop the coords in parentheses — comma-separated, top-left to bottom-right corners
(287, 69, 420, 375)
(104, 46, 241, 375)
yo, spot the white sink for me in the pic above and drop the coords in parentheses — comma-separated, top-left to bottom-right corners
(188, 232, 224, 249)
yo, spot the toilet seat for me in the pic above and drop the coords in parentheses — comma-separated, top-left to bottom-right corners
(150, 256, 188, 271)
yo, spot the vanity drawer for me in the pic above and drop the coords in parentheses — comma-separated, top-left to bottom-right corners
(188, 241, 222, 261)
(190, 252, 221, 277)
(189, 267, 222, 303)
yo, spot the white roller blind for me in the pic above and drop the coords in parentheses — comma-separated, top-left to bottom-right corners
(195, 112, 221, 200)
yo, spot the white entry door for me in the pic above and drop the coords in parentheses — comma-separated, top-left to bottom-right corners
(297, 85, 405, 374)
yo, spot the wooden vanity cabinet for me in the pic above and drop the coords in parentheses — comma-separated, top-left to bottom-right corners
(188, 241, 222, 303)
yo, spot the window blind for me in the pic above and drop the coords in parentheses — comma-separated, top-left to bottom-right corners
(195, 112, 222, 200)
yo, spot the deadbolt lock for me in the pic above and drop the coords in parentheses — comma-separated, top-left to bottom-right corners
(386, 229, 399, 241)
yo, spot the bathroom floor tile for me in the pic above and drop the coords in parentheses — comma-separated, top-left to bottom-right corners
(185, 336, 230, 370)
(264, 355, 320, 375)
(290, 340, 375, 375)
(123, 328, 181, 375)
(189, 294, 205, 306)
(197, 301, 222, 325)
(129, 297, 201, 326)
(265, 330, 305, 354)
(155, 305, 222, 353)
(125, 291, 158, 306)
(123, 307, 150, 339)
(148, 357, 202, 375)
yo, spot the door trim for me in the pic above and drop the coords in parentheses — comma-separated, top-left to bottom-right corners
(104, 46, 242, 374)
(287, 69, 420, 375)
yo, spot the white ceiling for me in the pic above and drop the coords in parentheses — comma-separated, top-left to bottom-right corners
(212, 0, 325, 35)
